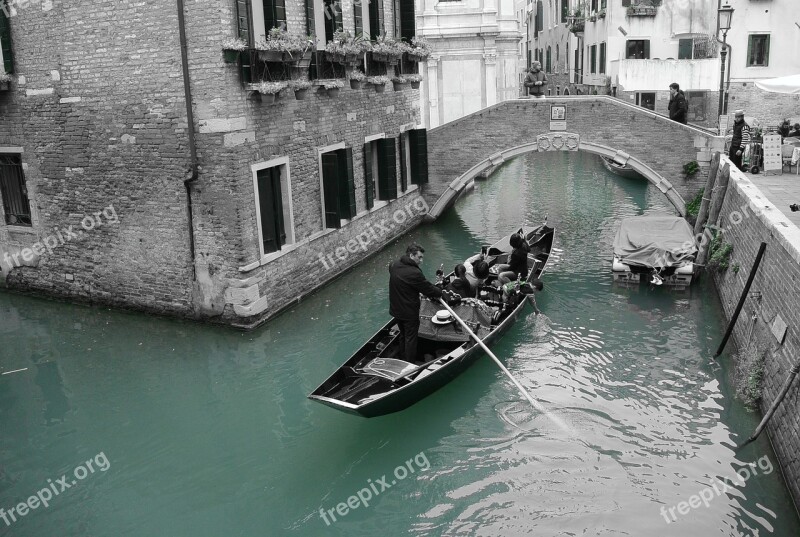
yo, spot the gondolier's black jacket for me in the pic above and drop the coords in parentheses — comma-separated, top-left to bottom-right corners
(389, 255, 444, 321)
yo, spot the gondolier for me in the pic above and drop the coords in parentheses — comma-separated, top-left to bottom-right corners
(389, 244, 454, 363)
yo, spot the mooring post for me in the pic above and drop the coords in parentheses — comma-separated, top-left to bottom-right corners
(738, 361, 800, 450)
(714, 242, 767, 359)
(697, 162, 731, 267)
(694, 152, 720, 236)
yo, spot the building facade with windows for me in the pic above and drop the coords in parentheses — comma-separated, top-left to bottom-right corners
(416, 0, 524, 128)
(0, 0, 429, 328)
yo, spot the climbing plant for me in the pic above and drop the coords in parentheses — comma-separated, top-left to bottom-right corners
(685, 188, 703, 217)
(708, 231, 733, 272)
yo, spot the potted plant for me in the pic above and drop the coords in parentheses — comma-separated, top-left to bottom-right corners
(346, 33, 370, 64)
(568, 9, 584, 33)
(289, 79, 312, 100)
(323, 79, 344, 98)
(367, 75, 390, 93)
(222, 37, 248, 63)
(407, 36, 431, 62)
(325, 31, 348, 64)
(391, 75, 407, 91)
(371, 35, 407, 64)
(598, 8, 606, 18)
(255, 80, 287, 104)
(348, 69, 366, 89)
(282, 33, 316, 67)
(0, 72, 12, 91)
(405, 73, 423, 89)
(255, 28, 286, 62)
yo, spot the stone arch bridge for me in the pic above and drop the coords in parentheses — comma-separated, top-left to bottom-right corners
(422, 96, 726, 219)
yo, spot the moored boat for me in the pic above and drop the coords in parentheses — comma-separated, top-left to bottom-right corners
(308, 223, 555, 417)
(601, 156, 645, 180)
(612, 215, 697, 288)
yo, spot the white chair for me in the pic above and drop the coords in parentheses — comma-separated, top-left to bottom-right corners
(783, 145, 800, 174)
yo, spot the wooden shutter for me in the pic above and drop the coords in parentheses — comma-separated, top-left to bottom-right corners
(306, 0, 316, 36)
(377, 138, 397, 200)
(590, 45, 595, 74)
(561, 0, 568, 23)
(546, 46, 551, 73)
(322, 153, 342, 228)
(398, 135, 408, 192)
(0, 6, 14, 74)
(354, 0, 363, 35)
(369, 0, 384, 39)
(599, 42, 605, 73)
(763, 35, 770, 66)
(257, 167, 285, 254)
(399, 0, 415, 42)
(336, 148, 357, 219)
(621, 0, 630, 6)
(678, 38, 692, 59)
(643, 40, 650, 59)
(535, 1, 543, 35)
(237, 0, 253, 83)
(409, 129, 428, 185)
(363, 143, 374, 209)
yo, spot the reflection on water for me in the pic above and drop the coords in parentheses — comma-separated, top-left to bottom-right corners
(0, 151, 798, 537)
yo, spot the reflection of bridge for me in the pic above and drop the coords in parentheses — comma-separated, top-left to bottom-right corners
(422, 96, 725, 220)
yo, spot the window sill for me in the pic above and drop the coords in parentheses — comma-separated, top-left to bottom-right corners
(5, 225, 36, 235)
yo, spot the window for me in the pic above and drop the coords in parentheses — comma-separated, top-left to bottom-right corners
(747, 34, 770, 67)
(590, 44, 596, 73)
(324, 0, 343, 42)
(396, 0, 415, 42)
(254, 165, 287, 255)
(591, 0, 597, 11)
(0, 3, 13, 74)
(263, 0, 287, 31)
(678, 38, 692, 59)
(636, 92, 655, 111)
(626, 39, 650, 59)
(685, 91, 706, 122)
(363, 137, 398, 208)
(354, 0, 363, 34)
(561, 0, 568, 23)
(535, 1, 543, 36)
(321, 147, 356, 229)
(546, 46, 551, 73)
(408, 129, 429, 186)
(599, 42, 605, 73)
(0, 154, 31, 226)
(369, 0, 385, 39)
(600, 0, 606, 8)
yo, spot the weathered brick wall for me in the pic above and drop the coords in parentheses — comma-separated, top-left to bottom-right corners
(728, 82, 800, 131)
(712, 159, 800, 508)
(0, 0, 193, 315)
(0, 0, 422, 327)
(425, 96, 723, 214)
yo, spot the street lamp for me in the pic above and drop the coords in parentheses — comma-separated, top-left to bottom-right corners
(717, 2, 734, 118)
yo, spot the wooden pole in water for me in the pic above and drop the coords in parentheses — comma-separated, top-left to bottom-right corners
(738, 361, 800, 449)
(694, 152, 720, 236)
(697, 162, 731, 267)
(714, 242, 767, 359)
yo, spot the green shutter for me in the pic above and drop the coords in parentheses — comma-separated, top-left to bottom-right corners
(322, 153, 341, 229)
(678, 38, 692, 60)
(354, 0, 363, 35)
(306, 0, 316, 36)
(590, 45, 595, 74)
(599, 42, 605, 73)
(561, 0, 568, 23)
(536, 1, 543, 34)
(0, 6, 13, 74)
(364, 143, 374, 209)
(257, 167, 285, 253)
(398, 135, 407, 192)
(409, 129, 428, 185)
(643, 40, 650, 59)
(399, 0, 414, 42)
(369, 0, 384, 39)
(377, 138, 397, 200)
(621, 0, 630, 6)
(763, 35, 770, 67)
(337, 147, 357, 219)
(237, 0, 253, 83)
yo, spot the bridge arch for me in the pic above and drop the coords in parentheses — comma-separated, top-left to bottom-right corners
(421, 96, 725, 221)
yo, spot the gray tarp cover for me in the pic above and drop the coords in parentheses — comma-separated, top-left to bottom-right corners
(613, 216, 697, 268)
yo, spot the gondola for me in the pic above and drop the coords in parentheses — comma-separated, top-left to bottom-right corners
(601, 156, 645, 180)
(308, 222, 555, 418)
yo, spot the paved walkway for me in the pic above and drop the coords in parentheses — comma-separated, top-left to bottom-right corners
(745, 168, 800, 228)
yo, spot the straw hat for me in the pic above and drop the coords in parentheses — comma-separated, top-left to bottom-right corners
(431, 310, 454, 325)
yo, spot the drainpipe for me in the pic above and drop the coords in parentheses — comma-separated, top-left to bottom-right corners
(715, 0, 733, 116)
(177, 0, 199, 280)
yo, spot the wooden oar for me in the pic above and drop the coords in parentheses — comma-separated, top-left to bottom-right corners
(438, 298, 573, 434)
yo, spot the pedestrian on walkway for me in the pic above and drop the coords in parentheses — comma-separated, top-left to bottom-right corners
(668, 82, 688, 124)
(729, 109, 751, 171)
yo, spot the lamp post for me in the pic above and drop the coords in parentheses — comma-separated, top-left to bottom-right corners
(717, 2, 734, 118)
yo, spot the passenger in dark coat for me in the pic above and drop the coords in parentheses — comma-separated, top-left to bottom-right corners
(445, 264, 472, 298)
(668, 83, 688, 124)
(389, 244, 445, 363)
(497, 234, 530, 286)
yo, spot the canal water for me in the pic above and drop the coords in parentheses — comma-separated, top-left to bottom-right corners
(1, 151, 798, 537)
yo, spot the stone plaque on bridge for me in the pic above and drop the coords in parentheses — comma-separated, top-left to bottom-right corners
(550, 105, 567, 131)
(536, 133, 580, 152)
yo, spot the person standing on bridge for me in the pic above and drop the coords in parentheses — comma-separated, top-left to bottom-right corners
(668, 83, 688, 124)
(524, 62, 547, 98)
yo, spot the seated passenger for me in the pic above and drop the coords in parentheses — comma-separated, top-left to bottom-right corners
(789, 123, 800, 138)
(445, 264, 472, 297)
(463, 252, 490, 293)
(497, 234, 530, 286)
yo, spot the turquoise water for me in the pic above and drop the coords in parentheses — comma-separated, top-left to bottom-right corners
(1, 151, 798, 536)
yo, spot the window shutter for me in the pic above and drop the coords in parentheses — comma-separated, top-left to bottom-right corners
(306, 0, 316, 36)
(0, 6, 14, 74)
(621, 0, 630, 6)
(398, 135, 408, 192)
(335, 0, 344, 34)
(546, 46, 551, 73)
(590, 45, 595, 74)
(256, 167, 285, 254)
(536, 1, 543, 33)
(678, 38, 692, 59)
(643, 40, 650, 59)
(763, 35, 770, 67)
(377, 138, 397, 200)
(322, 153, 342, 228)
(399, 0, 415, 42)
(599, 42, 605, 73)
(409, 129, 429, 185)
(264, 0, 286, 31)
(336, 147, 357, 219)
(561, 0, 568, 23)
(364, 143, 374, 209)
(237, 0, 253, 83)
(354, 0, 363, 35)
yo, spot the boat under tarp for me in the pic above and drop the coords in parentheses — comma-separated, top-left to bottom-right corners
(612, 215, 697, 287)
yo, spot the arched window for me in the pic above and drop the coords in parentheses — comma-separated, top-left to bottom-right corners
(564, 87, 570, 95)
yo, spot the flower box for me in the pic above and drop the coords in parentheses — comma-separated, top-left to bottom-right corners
(326, 51, 347, 64)
(0, 81, 9, 91)
(258, 50, 284, 62)
(350, 79, 362, 89)
(288, 80, 312, 100)
(224, 49, 241, 63)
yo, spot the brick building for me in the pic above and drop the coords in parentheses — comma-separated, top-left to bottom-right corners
(0, 0, 429, 328)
